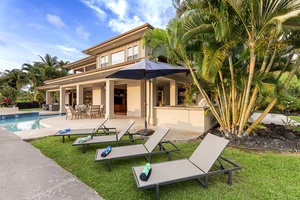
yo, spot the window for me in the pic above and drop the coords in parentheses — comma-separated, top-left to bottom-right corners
(100, 55, 108, 67)
(127, 45, 138, 61)
(111, 50, 124, 65)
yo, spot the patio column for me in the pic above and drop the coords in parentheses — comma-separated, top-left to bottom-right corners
(170, 80, 178, 105)
(45, 91, 51, 104)
(59, 87, 66, 113)
(76, 85, 83, 105)
(105, 80, 115, 119)
(148, 78, 157, 125)
(100, 85, 105, 105)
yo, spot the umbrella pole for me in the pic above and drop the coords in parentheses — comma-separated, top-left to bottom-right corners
(137, 75, 154, 136)
(144, 76, 147, 131)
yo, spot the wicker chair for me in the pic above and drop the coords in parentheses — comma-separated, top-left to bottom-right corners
(65, 105, 80, 120)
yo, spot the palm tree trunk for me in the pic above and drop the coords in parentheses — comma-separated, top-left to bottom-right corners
(228, 54, 237, 132)
(219, 71, 231, 129)
(186, 62, 227, 132)
(238, 38, 256, 137)
(243, 47, 274, 128)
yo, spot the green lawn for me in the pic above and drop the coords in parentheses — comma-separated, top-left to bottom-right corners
(289, 115, 300, 122)
(30, 136, 300, 200)
(288, 116, 300, 131)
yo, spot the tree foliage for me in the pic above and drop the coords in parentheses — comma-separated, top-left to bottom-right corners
(144, 0, 300, 137)
(0, 54, 69, 105)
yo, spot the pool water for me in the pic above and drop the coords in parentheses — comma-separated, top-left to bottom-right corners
(0, 115, 54, 132)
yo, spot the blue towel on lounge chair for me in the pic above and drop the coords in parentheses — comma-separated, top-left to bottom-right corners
(101, 146, 112, 157)
(140, 163, 152, 181)
(65, 128, 71, 132)
(58, 128, 71, 134)
(78, 135, 92, 144)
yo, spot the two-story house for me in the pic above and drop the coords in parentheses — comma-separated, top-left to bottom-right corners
(38, 23, 214, 133)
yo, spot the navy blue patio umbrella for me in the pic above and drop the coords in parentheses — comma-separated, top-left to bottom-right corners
(106, 58, 190, 135)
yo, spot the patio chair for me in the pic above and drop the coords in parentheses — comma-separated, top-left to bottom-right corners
(99, 104, 105, 116)
(54, 117, 117, 143)
(94, 126, 180, 171)
(73, 119, 144, 153)
(65, 105, 80, 120)
(86, 105, 100, 119)
(131, 133, 241, 200)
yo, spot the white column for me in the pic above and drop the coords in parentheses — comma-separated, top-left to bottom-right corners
(170, 80, 178, 105)
(105, 80, 115, 119)
(59, 87, 66, 113)
(45, 91, 51, 104)
(76, 85, 83, 105)
(148, 78, 157, 125)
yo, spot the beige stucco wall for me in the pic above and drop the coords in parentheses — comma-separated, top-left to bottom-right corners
(127, 81, 143, 117)
(92, 87, 101, 105)
(0, 107, 19, 114)
(154, 106, 216, 133)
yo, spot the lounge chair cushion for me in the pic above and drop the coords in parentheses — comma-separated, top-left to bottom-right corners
(133, 159, 203, 188)
(189, 134, 229, 173)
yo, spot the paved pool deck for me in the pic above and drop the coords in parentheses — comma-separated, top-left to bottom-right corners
(0, 128, 102, 200)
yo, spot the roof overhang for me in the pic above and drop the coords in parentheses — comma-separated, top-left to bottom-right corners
(63, 56, 96, 70)
(37, 58, 144, 91)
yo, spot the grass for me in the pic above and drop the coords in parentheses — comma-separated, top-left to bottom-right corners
(30, 136, 300, 200)
(287, 115, 300, 131)
(289, 115, 300, 122)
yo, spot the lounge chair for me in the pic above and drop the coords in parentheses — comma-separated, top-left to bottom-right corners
(73, 119, 143, 153)
(94, 126, 180, 171)
(54, 117, 116, 143)
(131, 133, 241, 200)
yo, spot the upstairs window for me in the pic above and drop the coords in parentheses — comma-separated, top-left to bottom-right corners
(127, 45, 138, 61)
(111, 50, 124, 65)
(100, 55, 108, 67)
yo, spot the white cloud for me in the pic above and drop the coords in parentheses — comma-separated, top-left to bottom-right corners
(106, 0, 127, 19)
(46, 14, 66, 28)
(80, 0, 176, 33)
(80, 0, 107, 20)
(76, 26, 90, 41)
(108, 16, 144, 33)
(57, 45, 80, 56)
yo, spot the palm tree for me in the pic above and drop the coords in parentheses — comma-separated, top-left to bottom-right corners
(144, 0, 300, 137)
(0, 69, 28, 90)
(22, 54, 69, 88)
(22, 62, 44, 88)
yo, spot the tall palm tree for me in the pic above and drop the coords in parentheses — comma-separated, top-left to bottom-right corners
(22, 54, 69, 89)
(0, 69, 28, 90)
(22, 62, 44, 88)
(145, 0, 300, 137)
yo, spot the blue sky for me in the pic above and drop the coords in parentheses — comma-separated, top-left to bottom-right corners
(0, 0, 176, 71)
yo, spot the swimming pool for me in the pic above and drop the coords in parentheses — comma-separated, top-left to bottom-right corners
(0, 113, 59, 132)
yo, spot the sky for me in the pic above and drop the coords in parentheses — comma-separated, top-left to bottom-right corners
(0, 0, 176, 71)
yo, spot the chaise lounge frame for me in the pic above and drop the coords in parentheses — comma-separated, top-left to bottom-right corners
(54, 117, 116, 143)
(94, 126, 180, 171)
(131, 133, 241, 200)
(72, 119, 144, 153)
